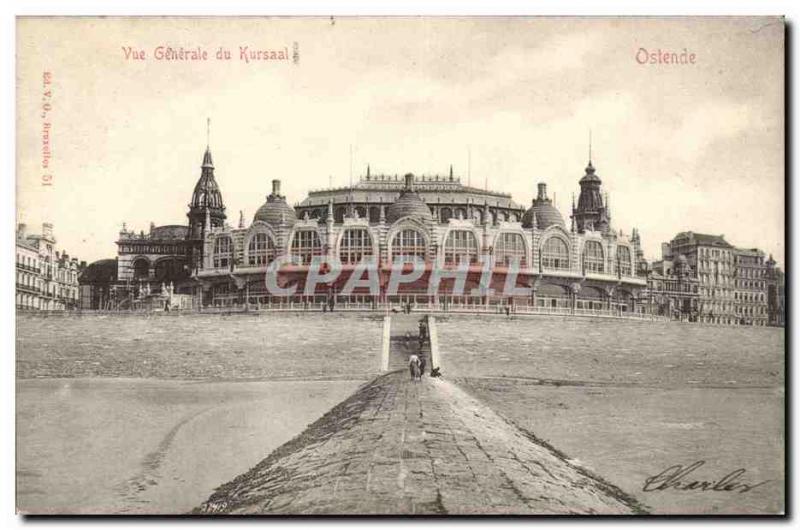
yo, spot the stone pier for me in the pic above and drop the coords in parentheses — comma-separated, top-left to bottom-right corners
(194, 314, 646, 515)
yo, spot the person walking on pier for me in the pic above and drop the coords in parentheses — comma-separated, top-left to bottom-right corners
(408, 353, 421, 381)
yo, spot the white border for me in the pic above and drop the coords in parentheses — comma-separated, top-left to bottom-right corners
(1, 2, 795, 529)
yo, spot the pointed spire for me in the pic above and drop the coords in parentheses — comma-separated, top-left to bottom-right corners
(202, 118, 214, 168)
(202, 147, 214, 169)
(588, 129, 592, 164)
(366, 164, 371, 179)
(238, 210, 244, 228)
(449, 164, 454, 181)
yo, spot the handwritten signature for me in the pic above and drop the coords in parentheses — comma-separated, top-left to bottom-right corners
(643, 460, 769, 493)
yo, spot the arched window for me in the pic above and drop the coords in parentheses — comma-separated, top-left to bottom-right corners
(213, 237, 232, 268)
(443, 230, 479, 266)
(369, 207, 381, 224)
(542, 237, 569, 271)
(155, 258, 187, 282)
(391, 229, 426, 262)
(440, 207, 453, 223)
(583, 240, 605, 274)
(291, 230, 322, 265)
(339, 228, 373, 265)
(495, 232, 527, 267)
(334, 207, 346, 224)
(247, 232, 276, 266)
(132, 258, 149, 279)
(617, 246, 632, 277)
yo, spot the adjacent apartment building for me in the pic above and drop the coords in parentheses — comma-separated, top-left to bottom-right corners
(656, 231, 781, 326)
(733, 247, 768, 326)
(15, 223, 83, 311)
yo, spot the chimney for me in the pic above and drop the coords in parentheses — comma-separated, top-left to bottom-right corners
(537, 183, 548, 201)
(42, 222, 53, 239)
(17, 223, 27, 239)
(272, 179, 281, 197)
(404, 173, 415, 191)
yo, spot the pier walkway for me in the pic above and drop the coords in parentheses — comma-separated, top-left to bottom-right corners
(195, 314, 645, 515)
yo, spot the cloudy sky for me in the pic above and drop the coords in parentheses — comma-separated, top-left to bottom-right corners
(17, 17, 784, 265)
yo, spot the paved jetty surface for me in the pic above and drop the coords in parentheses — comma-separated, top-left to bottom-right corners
(195, 373, 644, 514)
(194, 314, 645, 514)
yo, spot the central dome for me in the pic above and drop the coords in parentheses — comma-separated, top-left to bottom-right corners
(385, 174, 433, 224)
(253, 180, 297, 227)
(522, 183, 565, 229)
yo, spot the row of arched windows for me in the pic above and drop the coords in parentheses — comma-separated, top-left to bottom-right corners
(210, 229, 634, 275)
(311, 206, 522, 225)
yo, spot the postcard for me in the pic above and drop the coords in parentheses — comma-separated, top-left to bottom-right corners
(15, 16, 785, 515)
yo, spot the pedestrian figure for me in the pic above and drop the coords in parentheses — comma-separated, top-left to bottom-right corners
(419, 355, 427, 375)
(408, 354, 421, 382)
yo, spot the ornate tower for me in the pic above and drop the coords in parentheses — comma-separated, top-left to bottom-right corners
(187, 142, 226, 270)
(571, 159, 611, 234)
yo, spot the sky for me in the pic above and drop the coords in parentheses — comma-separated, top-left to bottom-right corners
(16, 16, 784, 265)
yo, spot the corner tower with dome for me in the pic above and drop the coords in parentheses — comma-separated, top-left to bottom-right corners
(187, 145, 227, 272)
(116, 146, 229, 297)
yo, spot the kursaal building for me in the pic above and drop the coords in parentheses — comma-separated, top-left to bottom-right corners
(116, 144, 648, 312)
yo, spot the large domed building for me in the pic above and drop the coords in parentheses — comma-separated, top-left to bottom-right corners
(114, 139, 647, 313)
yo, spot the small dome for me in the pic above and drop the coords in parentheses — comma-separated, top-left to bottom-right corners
(253, 180, 297, 227)
(677, 254, 688, 265)
(150, 225, 189, 240)
(78, 259, 118, 285)
(522, 182, 566, 229)
(385, 174, 433, 224)
(580, 160, 602, 184)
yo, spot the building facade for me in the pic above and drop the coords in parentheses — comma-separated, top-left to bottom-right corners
(658, 232, 781, 326)
(643, 255, 700, 321)
(175, 148, 648, 311)
(765, 255, 786, 327)
(661, 232, 737, 325)
(733, 247, 768, 326)
(16, 223, 82, 311)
